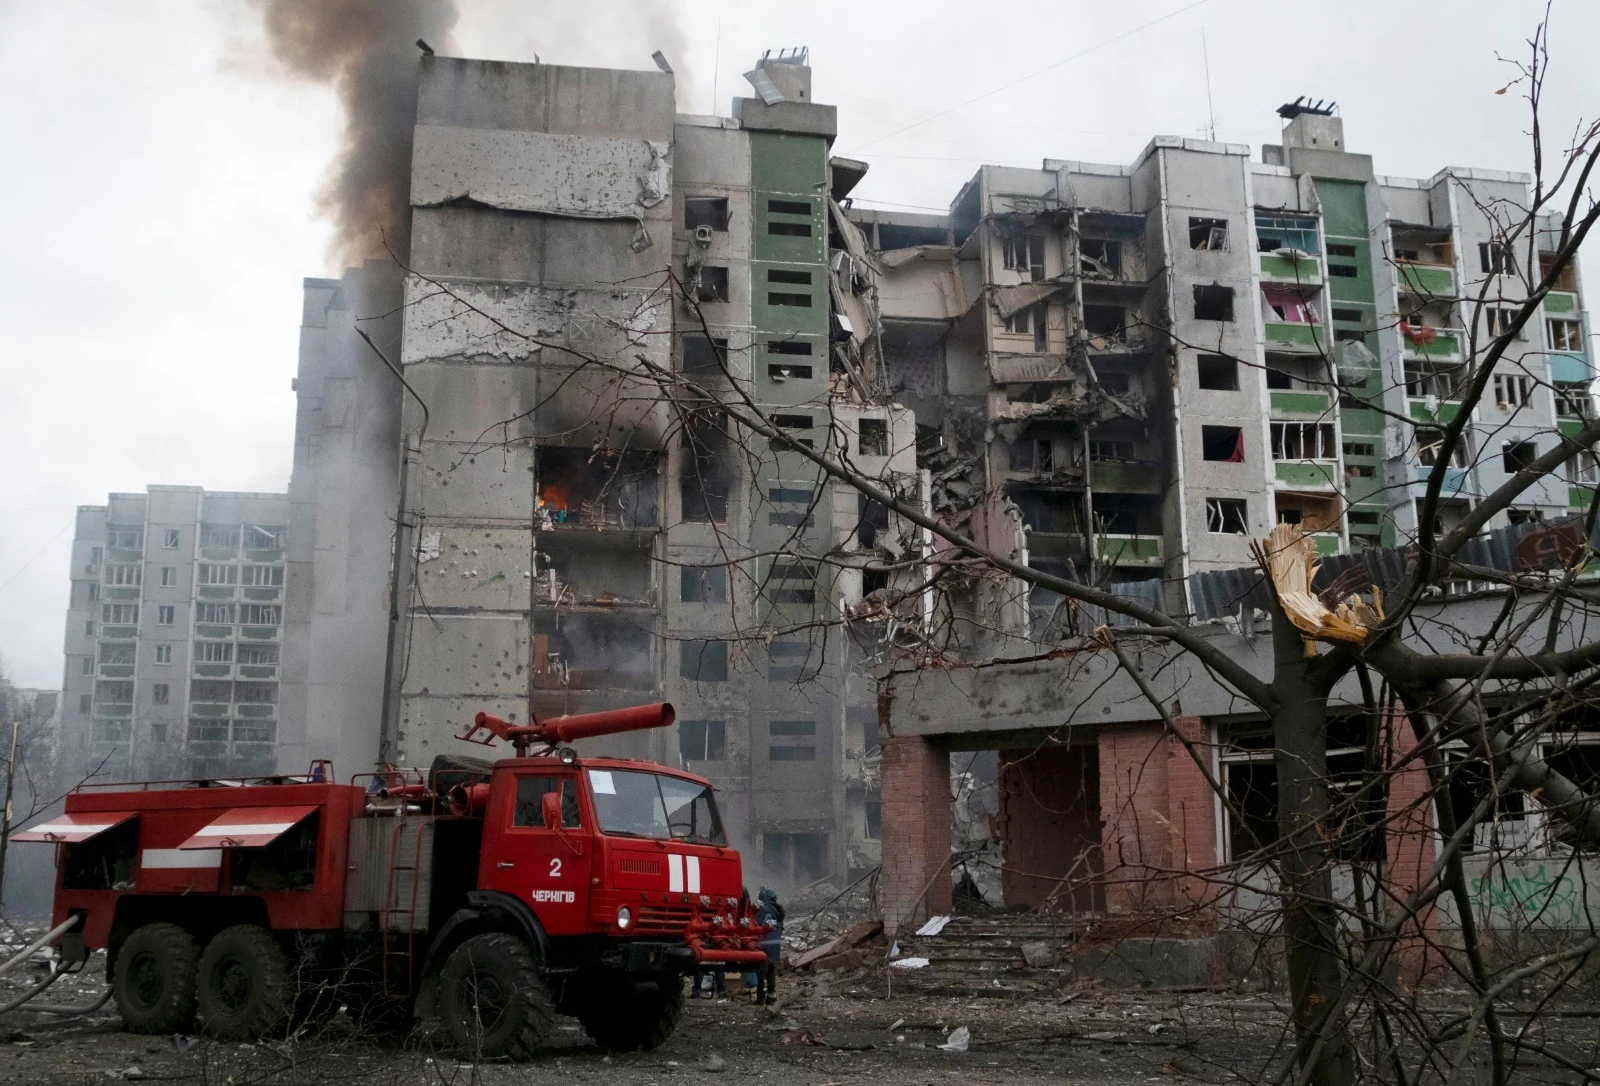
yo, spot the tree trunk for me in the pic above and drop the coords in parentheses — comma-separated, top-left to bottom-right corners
(1271, 612, 1357, 1086)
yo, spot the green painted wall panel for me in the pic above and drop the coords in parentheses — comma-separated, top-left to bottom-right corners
(1275, 461, 1338, 488)
(750, 132, 827, 195)
(1270, 390, 1332, 416)
(1397, 263, 1455, 296)
(1546, 291, 1577, 314)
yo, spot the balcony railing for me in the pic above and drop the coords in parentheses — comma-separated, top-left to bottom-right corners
(1269, 389, 1333, 416)
(1312, 532, 1341, 557)
(1259, 252, 1322, 284)
(1274, 461, 1339, 489)
(1098, 534, 1162, 565)
(1264, 321, 1327, 352)
(1408, 398, 1464, 424)
(1395, 261, 1456, 297)
(1401, 327, 1463, 363)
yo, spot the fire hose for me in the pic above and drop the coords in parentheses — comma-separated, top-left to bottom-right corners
(0, 917, 112, 1017)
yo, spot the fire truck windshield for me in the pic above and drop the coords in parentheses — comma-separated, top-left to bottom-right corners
(587, 768, 726, 845)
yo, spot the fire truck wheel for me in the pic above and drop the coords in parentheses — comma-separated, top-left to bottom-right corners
(578, 974, 685, 1052)
(112, 923, 201, 1034)
(438, 932, 554, 1060)
(196, 925, 293, 1041)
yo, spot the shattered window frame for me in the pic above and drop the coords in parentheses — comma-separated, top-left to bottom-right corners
(857, 418, 889, 457)
(1205, 497, 1249, 534)
(683, 196, 731, 232)
(1002, 233, 1047, 281)
(1201, 425, 1246, 463)
(678, 719, 727, 762)
(679, 640, 729, 683)
(1196, 353, 1239, 391)
(1189, 217, 1229, 252)
(1193, 284, 1236, 322)
(1269, 422, 1337, 461)
(1549, 318, 1584, 351)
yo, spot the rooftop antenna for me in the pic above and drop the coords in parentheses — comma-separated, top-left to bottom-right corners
(1201, 27, 1216, 142)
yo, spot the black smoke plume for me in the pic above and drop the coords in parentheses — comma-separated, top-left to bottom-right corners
(249, 0, 459, 266)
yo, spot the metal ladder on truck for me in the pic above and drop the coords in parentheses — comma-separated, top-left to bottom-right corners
(378, 813, 428, 995)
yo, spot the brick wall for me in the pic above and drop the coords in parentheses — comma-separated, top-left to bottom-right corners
(997, 744, 1103, 911)
(1098, 717, 1220, 917)
(878, 735, 952, 937)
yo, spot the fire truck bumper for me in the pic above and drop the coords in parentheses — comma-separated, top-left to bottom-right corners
(622, 942, 771, 972)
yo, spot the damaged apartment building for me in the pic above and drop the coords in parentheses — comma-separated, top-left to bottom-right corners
(274, 49, 1593, 917)
(280, 51, 919, 887)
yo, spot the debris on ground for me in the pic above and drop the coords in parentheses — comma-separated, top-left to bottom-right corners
(914, 915, 951, 937)
(938, 1025, 970, 1052)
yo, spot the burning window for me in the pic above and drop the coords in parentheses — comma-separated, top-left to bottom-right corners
(680, 414, 733, 524)
(537, 447, 659, 529)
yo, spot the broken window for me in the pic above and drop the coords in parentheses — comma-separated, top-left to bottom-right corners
(857, 495, 889, 548)
(1479, 240, 1515, 276)
(766, 560, 817, 605)
(1539, 252, 1579, 292)
(101, 604, 138, 625)
(235, 682, 276, 705)
(1493, 373, 1534, 408)
(864, 800, 882, 840)
(861, 568, 889, 595)
(100, 643, 135, 666)
(1205, 497, 1249, 534)
(1503, 440, 1538, 474)
(533, 615, 653, 691)
(1201, 425, 1246, 462)
(683, 196, 731, 231)
(239, 604, 280, 626)
(1262, 287, 1319, 324)
(1090, 493, 1162, 536)
(1486, 307, 1521, 339)
(679, 720, 726, 762)
(198, 564, 237, 586)
(190, 679, 231, 703)
(241, 565, 283, 587)
(1089, 439, 1135, 461)
(1189, 217, 1228, 251)
(1506, 508, 1544, 526)
(858, 418, 888, 457)
(1079, 238, 1122, 277)
(238, 644, 279, 666)
(1193, 284, 1234, 321)
(1557, 384, 1596, 419)
(1275, 493, 1340, 532)
(538, 446, 660, 529)
(680, 640, 728, 683)
(1549, 318, 1584, 351)
(1270, 422, 1337, 461)
(679, 565, 728, 604)
(245, 526, 284, 549)
(201, 525, 239, 549)
(1197, 353, 1238, 390)
(680, 414, 733, 524)
(1099, 371, 1132, 395)
(695, 266, 730, 303)
(766, 269, 813, 307)
(1002, 234, 1047, 281)
(1254, 214, 1318, 254)
(769, 719, 817, 761)
(682, 333, 729, 378)
(197, 642, 233, 663)
(766, 338, 814, 382)
(769, 639, 823, 683)
(1404, 363, 1462, 400)
(107, 527, 142, 550)
(1083, 305, 1126, 344)
(162, 529, 179, 549)
(762, 833, 827, 882)
(1009, 438, 1055, 473)
(1414, 427, 1468, 468)
(768, 487, 816, 529)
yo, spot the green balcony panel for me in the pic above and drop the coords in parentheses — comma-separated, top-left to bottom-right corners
(1551, 351, 1593, 384)
(101, 625, 139, 640)
(198, 586, 234, 600)
(195, 664, 231, 678)
(1409, 399, 1462, 424)
(1560, 418, 1585, 438)
(1275, 461, 1337, 488)
(1545, 291, 1577, 314)
(1100, 535, 1161, 562)
(238, 665, 277, 680)
(191, 703, 229, 717)
(241, 627, 279, 640)
(243, 587, 281, 601)
(1091, 461, 1163, 494)
(1269, 390, 1332, 416)
(1340, 407, 1384, 435)
(1265, 321, 1324, 349)
(1259, 253, 1321, 282)
(1404, 331, 1461, 360)
(1313, 533, 1342, 556)
(1397, 263, 1455, 296)
(195, 624, 232, 639)
(236, 704, 275, 718)
(1572, 486, 1596, 508)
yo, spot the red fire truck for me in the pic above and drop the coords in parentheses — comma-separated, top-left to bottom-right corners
(17, 703, 767, 1058)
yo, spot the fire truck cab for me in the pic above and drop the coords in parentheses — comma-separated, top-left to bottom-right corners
(20, 703, 767, 1059)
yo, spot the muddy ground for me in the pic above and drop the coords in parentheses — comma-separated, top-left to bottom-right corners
(0, 961, 1592, 1085)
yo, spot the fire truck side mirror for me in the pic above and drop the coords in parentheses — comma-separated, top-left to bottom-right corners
(541, 790, 562, 831)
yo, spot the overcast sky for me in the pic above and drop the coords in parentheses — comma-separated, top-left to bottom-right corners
(0, 0, 1594, 689)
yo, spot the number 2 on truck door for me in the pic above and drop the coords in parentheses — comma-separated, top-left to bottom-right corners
(484, 772, 591, 935)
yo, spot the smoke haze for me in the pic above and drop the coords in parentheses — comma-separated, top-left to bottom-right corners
(248, 0, 459, 266)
